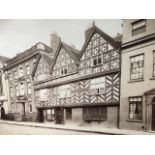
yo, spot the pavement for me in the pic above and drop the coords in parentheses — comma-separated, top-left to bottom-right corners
(0, 120, 154, 135)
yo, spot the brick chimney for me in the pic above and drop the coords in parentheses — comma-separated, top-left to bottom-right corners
(50, 32, 61, 53)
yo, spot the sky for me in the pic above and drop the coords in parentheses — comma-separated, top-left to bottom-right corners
(0, 19, 122, 58)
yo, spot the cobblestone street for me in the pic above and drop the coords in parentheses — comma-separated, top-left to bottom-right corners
(0, 123, 99, 135)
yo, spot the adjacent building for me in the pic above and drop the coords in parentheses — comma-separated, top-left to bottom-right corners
(120, 19, 155, 131)
(0, 55, 10, 119)
(4, 43, 54, 121)
(33, 24, 121, 128)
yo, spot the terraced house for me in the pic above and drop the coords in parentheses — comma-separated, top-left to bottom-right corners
(120, 19, 155, 131)
(33, 24, 121, 128)
(4, 43, 54, 121)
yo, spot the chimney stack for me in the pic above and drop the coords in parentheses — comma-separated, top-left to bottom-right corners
(50, 32, 61, 53)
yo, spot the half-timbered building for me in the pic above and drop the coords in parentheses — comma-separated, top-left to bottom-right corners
(33, 24, 121, 128)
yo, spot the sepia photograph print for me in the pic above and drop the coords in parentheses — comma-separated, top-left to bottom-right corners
(0, 19, 155, 135)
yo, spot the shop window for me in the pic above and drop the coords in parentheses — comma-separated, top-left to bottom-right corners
(83, 107, 107, 121)
(130, 54, 144, 80)
(66, 108, 72, 120)
(132, 19, 146, 36)
(129, 97, 142, 120)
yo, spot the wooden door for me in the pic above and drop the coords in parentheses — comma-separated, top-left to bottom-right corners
(54, 108, 64, 124)
(1, 107, 5, 120)
(152, 104, 155, 131)
(37, 109, 44, 122)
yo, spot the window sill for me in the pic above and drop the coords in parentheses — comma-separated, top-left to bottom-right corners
(128, 79, 144, 83)
(92, 64, 102, 68)
(150, 77, 155, 80)
(126, 119, 142, 123)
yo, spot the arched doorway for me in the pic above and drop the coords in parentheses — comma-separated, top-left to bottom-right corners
(151, 97, 155, 130)
(1, 107, 5, 120)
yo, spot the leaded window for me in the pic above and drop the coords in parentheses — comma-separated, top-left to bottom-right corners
(130, 54, 144, 80)
(39, 89, 48, 101)
(83, 107, 107, 121)
(129, 97, 142, 120)
(132, 19, 146, 36)
(92, 55, 102, 67)
(58, 84, 71, 98)
(61, 67, 68, 76)
(90, 77, 105, 95)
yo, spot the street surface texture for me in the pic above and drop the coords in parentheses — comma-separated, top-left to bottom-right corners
(0, 123, 99, 135)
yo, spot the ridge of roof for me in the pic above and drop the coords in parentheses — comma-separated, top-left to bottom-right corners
(6, 42, 53, 67)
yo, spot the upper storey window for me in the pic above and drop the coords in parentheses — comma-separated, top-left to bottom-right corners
(130, 54, 144, 80)
(92, 55, 102, 67)
(132, 19, 146, 36)
(153, 51, 155, 77)
(19, 66, 24, 77)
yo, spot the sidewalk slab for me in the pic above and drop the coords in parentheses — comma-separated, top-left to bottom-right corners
(0, 120, 154, 135)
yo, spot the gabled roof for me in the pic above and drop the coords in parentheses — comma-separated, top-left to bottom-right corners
(78, 24, 121, 59)
(50, 41, 80, 74)
(32, 51, 53, 77)
(6, 42, 53, 68)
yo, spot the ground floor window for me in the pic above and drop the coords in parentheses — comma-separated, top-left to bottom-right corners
(129, 96, 142, 120)
(66, 108, 72, 120)
(83, 106, 107, 121)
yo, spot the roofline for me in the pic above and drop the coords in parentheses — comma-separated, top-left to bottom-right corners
(78, 25, 120, 59)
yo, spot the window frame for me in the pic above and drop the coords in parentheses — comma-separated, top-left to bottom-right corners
(128, 96, 143, 121)
(92, 55, 102, 67)
(132, 19, 146, 36)
(90, 77, 106, 95)
(130, 54, 144, 81)
(153, 51, 155, 77)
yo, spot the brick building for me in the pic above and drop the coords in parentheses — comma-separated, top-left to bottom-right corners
(120, 19, 155, 131)
(4, 43, 53, 121)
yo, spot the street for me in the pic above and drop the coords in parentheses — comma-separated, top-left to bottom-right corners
(0, 123, 98, 135)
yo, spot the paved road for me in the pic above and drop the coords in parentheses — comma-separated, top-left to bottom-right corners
(0, 123, 98, 135)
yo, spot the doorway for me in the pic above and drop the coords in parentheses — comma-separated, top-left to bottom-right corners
(151, 97, 155, 131)
(1, 107, 5, 120)
(54, 108, 64, 124)
(37, 109, 44, 122)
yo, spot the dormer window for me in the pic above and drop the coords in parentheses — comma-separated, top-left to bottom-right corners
(132, 19, 146, 36)
(92, 55, 102, 67)
(61, 67, 68, 76)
